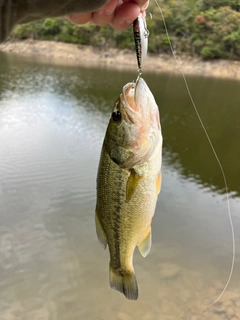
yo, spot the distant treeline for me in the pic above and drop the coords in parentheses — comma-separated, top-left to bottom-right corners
(10, 0, 240, 60)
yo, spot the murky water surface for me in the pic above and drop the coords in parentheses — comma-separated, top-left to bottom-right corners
(0, 52, 240, 319)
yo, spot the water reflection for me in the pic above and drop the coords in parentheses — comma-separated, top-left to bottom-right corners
(158, 74, 240, 198)
(3, 53, 239, 197)
(0, 53, 240, 319)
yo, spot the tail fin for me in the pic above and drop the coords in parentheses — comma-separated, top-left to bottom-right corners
(109, 265, 138, 300)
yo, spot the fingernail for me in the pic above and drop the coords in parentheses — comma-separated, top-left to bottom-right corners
(119, 20, 132, 26)
(105, 9, 114, 16)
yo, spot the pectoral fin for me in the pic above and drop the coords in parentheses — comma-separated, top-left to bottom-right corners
(95, 210, 107, 249)
(138, 228, 152, 258)
(156, 172, 162, 195)
(126, 169, 143, 202)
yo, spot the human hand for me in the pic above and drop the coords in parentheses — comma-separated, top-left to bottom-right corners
(66, 0, 149, 30)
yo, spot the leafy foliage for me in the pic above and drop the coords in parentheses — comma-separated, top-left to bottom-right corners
(10, 0, 240, 60)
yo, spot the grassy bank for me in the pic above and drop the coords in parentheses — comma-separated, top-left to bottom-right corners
(8, 0, 240, 60)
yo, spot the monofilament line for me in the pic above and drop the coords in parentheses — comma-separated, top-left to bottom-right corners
(154, 0, 235, 307)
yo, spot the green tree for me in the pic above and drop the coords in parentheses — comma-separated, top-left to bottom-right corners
(10, 0, 240, 60)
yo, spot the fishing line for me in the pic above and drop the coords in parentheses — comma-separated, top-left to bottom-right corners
(153, 0, 235, 307)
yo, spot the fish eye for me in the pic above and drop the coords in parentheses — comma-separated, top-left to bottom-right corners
(112, 110, 121, 122)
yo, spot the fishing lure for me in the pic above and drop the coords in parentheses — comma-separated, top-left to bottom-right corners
(133, 14, 150, 77)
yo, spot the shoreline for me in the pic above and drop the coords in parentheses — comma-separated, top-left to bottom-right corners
(1, 40, 240, 80)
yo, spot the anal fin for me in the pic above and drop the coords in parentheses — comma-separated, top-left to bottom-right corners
(95, 210, 108, 249)
(138, 228, 152, 258)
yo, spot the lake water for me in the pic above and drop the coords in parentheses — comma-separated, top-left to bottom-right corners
(0, 52, 240, 320)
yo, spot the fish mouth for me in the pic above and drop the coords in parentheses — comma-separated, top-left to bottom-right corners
(121, 77, 146, 118)
(134, 77, 146, 97)
(122, 83, 137, 113)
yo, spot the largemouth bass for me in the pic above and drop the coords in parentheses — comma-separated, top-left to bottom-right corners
(95, 77, 162, 300)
